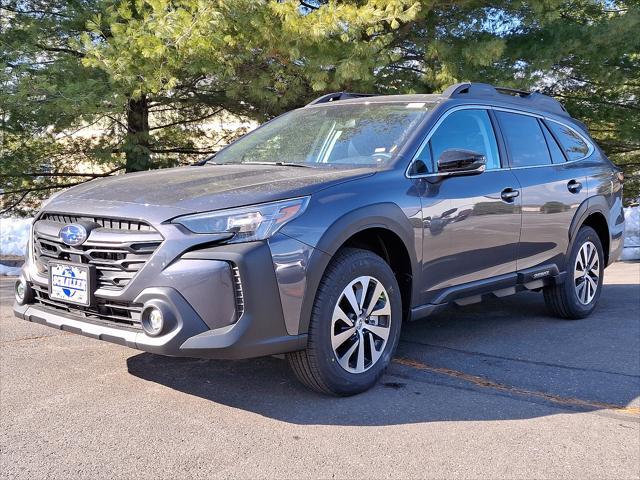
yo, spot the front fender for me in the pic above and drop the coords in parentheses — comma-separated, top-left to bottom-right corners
(289, 202, 419, 334)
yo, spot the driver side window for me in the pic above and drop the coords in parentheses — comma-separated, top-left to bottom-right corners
(414, 109, 501, 174)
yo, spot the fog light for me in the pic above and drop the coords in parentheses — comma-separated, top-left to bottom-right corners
(149, 309, 163, 331)
(15, 281, 26, 303)
(141, 306, 165, 337)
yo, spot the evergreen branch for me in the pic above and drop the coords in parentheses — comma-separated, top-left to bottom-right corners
(105, 114, 128, 131)
(0, 6, 70, 18)
(34, 44, 84, 58)
(385, 64, 427, 75)
(299, 1, 320, 10)
(0, 191, 29, 215)
(1, 182, 85, 196)
(2, 165, 125, 186)
(554, 94, 640, 111)
(149, 108, 224, 131)
(3, 171, 121, 178)
(148, 147, 221, 154)
(598, 143, 640, 155)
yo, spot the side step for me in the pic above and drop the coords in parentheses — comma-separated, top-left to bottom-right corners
(410, 265, 564, 321)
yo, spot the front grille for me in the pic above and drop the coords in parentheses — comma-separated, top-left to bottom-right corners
(33, 214, 163, 291)
(32, 284, 143, 330)
(40, 213, 154, 231)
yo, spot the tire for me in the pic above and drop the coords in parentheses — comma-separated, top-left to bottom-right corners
(544, 226, 605, 319)
(287, 248, 402, 396)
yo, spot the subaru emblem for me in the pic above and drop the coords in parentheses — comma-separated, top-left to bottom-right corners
(59, 224, 88, 246)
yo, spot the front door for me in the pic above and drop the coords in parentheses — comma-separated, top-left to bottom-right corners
(415, 108, 522, 304)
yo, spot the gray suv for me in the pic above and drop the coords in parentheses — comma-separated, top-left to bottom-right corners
(14, 83, 625, 395)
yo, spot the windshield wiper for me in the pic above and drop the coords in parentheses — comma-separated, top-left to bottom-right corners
(240, 161, 315, 168)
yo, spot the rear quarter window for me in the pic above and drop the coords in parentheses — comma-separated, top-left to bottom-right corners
(546, 121, 590, 161)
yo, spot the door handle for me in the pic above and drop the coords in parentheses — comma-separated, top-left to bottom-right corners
(567, 179, 583, 193)
(501, 188, 520, 202)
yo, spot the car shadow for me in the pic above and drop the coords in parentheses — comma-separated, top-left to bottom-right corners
(127, 283, 640, 426)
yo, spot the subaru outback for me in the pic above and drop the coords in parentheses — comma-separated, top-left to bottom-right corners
(14, 82, 625, 395)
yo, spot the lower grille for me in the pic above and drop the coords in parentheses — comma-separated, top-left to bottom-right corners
(32, 284, 143, 330)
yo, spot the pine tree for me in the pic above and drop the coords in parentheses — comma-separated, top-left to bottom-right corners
(2, 0, 637, 214)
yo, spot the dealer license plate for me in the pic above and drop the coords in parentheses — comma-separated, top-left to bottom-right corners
(49, 262, 92, 306)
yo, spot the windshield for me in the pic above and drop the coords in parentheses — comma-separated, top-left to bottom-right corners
(211, 103, 432, 167)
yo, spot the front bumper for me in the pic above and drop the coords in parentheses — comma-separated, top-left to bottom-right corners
(14, 230, 310, 359)
(13, 298, 306, 359)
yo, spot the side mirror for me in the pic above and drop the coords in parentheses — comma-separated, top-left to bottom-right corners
(436, 149, 486, 177)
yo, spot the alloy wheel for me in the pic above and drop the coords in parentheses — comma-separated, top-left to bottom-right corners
(330, 276, 392, 373)
(574, 240, 600, 305)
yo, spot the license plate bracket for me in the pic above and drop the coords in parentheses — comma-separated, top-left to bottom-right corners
(49, 262, 94, 306)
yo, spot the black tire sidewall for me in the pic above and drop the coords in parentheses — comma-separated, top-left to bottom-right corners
(563, 226, 605, 317)
(310, 249, 402, 395)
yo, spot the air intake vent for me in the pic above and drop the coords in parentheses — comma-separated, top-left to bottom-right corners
(31, 284, 143, 330)
(231, 264, 245, 320)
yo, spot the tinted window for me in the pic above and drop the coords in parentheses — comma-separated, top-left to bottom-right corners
(410, 144, 432, 175)
(417, 109, 500, 172)
(541, 121, 566, 164)
(546, 121, 590, 161)
(496, 112, 551, 167)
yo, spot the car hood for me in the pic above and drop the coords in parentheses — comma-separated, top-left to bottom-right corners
(43, 164, 375, 223)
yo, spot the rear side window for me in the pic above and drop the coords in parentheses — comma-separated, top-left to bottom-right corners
(546, 121, 590, 161)
(496, 111, 551, 167)
(541, 122, 566, 164)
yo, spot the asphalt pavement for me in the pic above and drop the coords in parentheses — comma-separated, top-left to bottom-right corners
(1, 262, 639, 479)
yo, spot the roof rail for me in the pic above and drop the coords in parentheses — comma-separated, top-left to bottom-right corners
(306, 92, 378, 106)
(443, 82, 568, 116)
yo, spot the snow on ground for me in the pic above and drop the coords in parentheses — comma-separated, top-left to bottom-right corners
(1, 217, 32, 275)
(0, 217, 32, 257)
(0, 206, 638, 276)
(621, 206, 640, 261)
(0, 264, 22, 276)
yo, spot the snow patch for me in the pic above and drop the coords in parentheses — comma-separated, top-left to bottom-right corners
(0, 217, 32, 257)
(621, 206, 640, 261)
(0, 264, 22, 276)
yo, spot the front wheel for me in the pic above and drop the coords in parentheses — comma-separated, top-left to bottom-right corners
(544, 226, 605, 319)
(287, 248, 402, 396)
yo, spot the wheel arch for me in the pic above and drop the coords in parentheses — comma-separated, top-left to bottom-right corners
(298, 203, 419, 334)
(340, 227, 414, 322)
(568, 197, 611, 267)
(581, 211, 610, 266)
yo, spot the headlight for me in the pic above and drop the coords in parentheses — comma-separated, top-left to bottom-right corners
(172, 197, 310, 243)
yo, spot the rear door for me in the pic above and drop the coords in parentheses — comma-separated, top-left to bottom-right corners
(414, 107, 522, 302)
(495, 110, 590, 271)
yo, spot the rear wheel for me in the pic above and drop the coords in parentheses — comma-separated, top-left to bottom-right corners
(544, 226, 605, 319)
(287, 248, 402, 395)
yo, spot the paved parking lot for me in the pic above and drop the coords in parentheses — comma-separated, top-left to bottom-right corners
(1, 262, 639, 479)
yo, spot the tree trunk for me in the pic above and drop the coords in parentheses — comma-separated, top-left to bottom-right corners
(125, 95, 151, 172)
